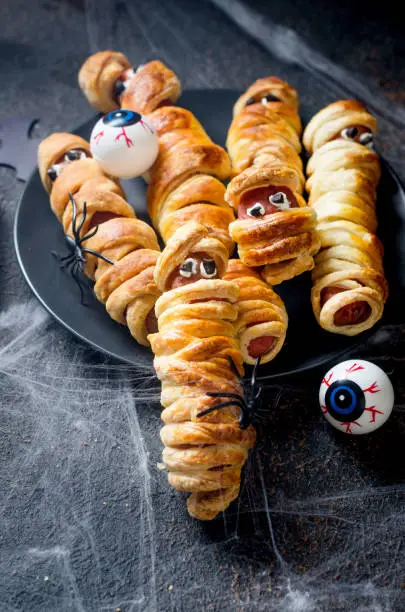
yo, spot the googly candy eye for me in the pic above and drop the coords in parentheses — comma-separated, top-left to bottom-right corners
(269, 192, 290, 209)
(319, 359, 394, 434)
(47, 166, 59, 181)
(359, 132, 374, 147)
(179, 258, 198, 278)
(64, 149, 87, 162)
(200, 259, 217, 278)
(341, 126, 358, 140)
(261, 93, 280, 105)
(247, 203, 266, 217)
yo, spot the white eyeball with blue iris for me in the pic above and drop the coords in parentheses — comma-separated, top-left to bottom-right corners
(90, 109, 159, 179)
(319, 359, 394, 434)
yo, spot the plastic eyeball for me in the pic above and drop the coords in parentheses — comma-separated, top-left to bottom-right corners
(90, 109, 159, 179)
(319, 359, 394, 434)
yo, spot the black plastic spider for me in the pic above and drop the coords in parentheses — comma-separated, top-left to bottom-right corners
(197, 355, 264, 429)
(52, 192, 114, 305)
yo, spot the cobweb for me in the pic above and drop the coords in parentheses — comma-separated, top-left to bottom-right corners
(1, 0, 405, 610)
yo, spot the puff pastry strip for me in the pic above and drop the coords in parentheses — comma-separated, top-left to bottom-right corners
(38, 132, 161, 345)
(149, 222, 256, 520)
(226, 77, 320, 283)
(78, 51, 235, 253)
(303, 100, 388, 335)
(223, 259, 288, 365)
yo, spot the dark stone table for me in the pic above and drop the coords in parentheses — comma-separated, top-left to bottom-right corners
(1, 1, 404, 610)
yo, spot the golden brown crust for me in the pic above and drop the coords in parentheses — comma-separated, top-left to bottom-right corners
(226, 77, 319, 283)
(78, 50, 131, 113)
(38, 132, 91, 193)
(303, 101, 387, 335)
(233, 77, 299, 115)
(149, 224, 255, 520)
(227, 166, 320, 279)
(224, 260, 288, 364)
(302, 100, 377, 154)
(153, 221, 228, 292)
(37, 131, 161, 346)
(78, 51, 235, 254)
(120, 60, 181, 114)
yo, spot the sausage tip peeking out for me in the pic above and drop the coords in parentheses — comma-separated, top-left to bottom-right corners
(303, 100, 388, 335)
(149, 222, 256, 521)
(225, 76, 320, 285)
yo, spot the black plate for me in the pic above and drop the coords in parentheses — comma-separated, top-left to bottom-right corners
(14, 90, 405, 380)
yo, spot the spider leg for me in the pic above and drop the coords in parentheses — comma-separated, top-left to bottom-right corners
(69, 192, 80, 242)
(227, 355, 243, 381)
(72, 262, 92, 307)
(70, 261, 86, 305)
(80, 224, 99, 243)
(250, 355, 261, 391)
(254, 386, 263, 401)
(75, 200, 87, 238)
(52, 251, 75, 265)
(82, 248, 114, 265)
(206, 391, 246, 402)
(197, 399, 245, 418)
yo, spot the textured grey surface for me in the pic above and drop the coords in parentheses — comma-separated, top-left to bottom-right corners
(1, 1, 405, 610)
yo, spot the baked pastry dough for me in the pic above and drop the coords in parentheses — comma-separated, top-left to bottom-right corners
(38, 132, 161, 345)
(78, 51, 181, 114)
(303, 101, 388, 335)
(78, 51, 235, 253)
(226, 77, 320, 283)
(149, 222, 256, 520)
(227, 165, 320, 284)
(223, 260, 288, 365)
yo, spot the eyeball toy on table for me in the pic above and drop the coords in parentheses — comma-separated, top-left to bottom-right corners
(90, 109, 159, 179)
(319, 359, 394, 434)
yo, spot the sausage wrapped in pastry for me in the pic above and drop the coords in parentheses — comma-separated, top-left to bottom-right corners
(226, 77, 320, 283)
(224, 259, 288, 365)
(303, 101, 388, 335)
(148, 222, 256, 520)
(38, 132, 161, 345)
(78, 51, 235, 254)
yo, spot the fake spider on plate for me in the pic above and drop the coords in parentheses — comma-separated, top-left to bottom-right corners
(52, 192, 114, 305)
(198, 356, 279, 429)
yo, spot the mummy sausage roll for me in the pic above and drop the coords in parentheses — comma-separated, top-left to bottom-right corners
(38, 132, 161, 345)
(226, 77, 320, 284)
(303, 101, 388, 335)
(148, 222, 256, 520)
(224, 260, 288, 365)
(79, 51, 235, 253)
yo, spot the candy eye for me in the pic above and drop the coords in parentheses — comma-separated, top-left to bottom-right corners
(269, 192, 290, 209)
(64, 149, 87, 162)
(200, 259, 217, 278)
(261, 94, 280, 105)
(245, 96, 256, 106)
(103, 109, 142, 127)
(359, 132, 374, 147)
(341, 126, 358, 140)
(47, 166, 58, 181)
(179, 258, 198, 278)
(114, 79, 126, 99)
(247, 203, 265, 217)
(325, 380, 365, 423)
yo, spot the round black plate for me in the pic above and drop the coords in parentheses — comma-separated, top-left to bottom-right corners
(14, 90, 405, 380)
